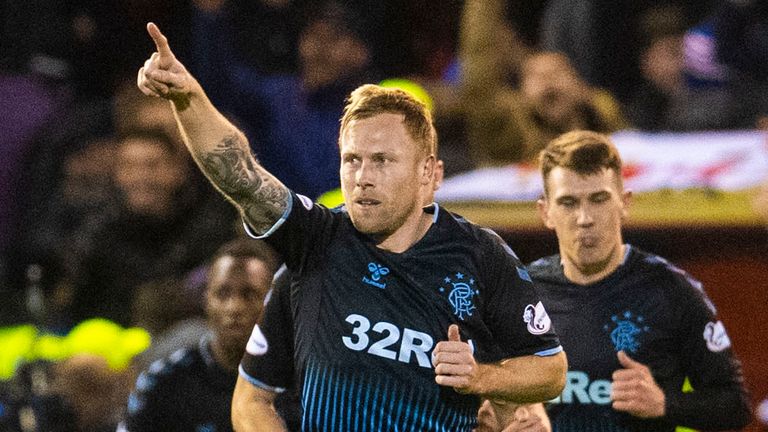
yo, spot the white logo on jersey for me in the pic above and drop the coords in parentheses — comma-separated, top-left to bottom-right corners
(341, 313, 440, 368)
(523, 301, 552, 335)
(297, 194, 314, 210)
(550, 371, 612, 405)
(245, 324, 269, 355)
(703, 321, 731, 352)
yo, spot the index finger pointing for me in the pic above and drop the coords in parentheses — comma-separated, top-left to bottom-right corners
(147, 22, 174, 58)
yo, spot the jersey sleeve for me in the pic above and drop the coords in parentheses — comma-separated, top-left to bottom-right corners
(664, 271, 751, 429)
(123, 360, 177, 431)
(478, 229, 562, 362)
(239, 268, 295, 393)
(243, 192, 339, 272)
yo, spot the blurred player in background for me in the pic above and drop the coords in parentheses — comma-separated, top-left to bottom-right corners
(521, 130, 750, 431)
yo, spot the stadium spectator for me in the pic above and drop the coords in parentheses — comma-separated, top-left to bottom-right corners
(186, 0, 378, 200)
(624, 4, 753, 131)
(625, 5, 690, 131)
(459, 0, 627, 167)
(0, 72, 69, 290)
(1, 0, 196, 101)
(48, 354, 132, 432)
(9, 80, 231, 327)
(625, 6, 758, 131)
(69, 128, 236, 327)
(7, 137, 119, 330)
(0, 319, 150, 432)
(23, 137, 119, 280)
(713, 0, 768, 129)
(538, 0, 713, 103)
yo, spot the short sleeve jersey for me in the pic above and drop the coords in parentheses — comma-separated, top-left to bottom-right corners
(122, 337, 236, 432)
(240, 266, 296, 393)
(528, 245, 750, 431)
(240, 194, 561, 432)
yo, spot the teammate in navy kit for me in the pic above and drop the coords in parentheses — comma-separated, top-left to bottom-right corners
(119, 239, 296, 432)
(137, 24, 567, 432)
(522, 130, 750, 431)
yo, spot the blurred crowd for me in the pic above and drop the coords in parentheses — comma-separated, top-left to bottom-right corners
(0, 0, 767, 430)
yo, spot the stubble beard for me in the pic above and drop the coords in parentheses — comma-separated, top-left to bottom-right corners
(350, 201, 417, 242)
(571, 243, 619, 277)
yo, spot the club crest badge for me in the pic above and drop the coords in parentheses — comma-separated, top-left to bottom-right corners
(438, 272, 479, 320)
(523, 301, 552, 335)
(604, 311, 649, 353)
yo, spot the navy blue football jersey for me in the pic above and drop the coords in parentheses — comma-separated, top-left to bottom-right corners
(122, 337, 237, 432)
(240, 194, 562, 432)
(122, 335, 299, 432)
(529, 245, 750, 431)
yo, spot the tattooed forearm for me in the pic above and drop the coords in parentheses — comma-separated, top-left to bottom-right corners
(200, 134, 262, 195)
(240, 178, 291, 233)
(199, 133, 289, 233)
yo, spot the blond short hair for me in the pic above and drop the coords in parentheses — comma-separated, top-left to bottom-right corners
(339, 84, 437, 156)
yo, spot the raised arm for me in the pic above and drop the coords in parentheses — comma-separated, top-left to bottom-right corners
(137, 23, 289, 234)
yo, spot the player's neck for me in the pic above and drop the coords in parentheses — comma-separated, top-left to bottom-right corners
(562, 244, 627, 285)
(376, 211, 434, 253)
(210, 337, 242, 372)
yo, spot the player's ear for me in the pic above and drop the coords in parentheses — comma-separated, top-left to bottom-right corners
(537, 195, 555, 230)
(620, 189, 632, 221)
(432, 159, 444, 191)
(420, 154, 436, 186)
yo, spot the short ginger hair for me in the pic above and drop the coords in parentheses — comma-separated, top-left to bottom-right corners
(339, 84, 437, 156)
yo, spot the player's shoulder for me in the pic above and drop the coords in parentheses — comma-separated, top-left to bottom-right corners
(629, 246, 709, 299)
(631, 247, 698, 282)
(439, 206, 520, 258)
(526, 254, 563, 280)
(125, 345, 209, 423)
(140, 347, 203, 386)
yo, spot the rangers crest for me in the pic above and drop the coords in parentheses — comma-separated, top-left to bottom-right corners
(437, 272, 479, 320)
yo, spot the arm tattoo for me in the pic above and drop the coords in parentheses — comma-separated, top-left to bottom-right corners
(200, 134, 289, 233)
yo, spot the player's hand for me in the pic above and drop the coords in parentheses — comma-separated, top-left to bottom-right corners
(474, 402, 549, 432)
(432, 324, 478, 393)
(474, 399, 500, 432)
(137, 23, 195, 99)
(610, 351, 666, 418)
(501, 410, 548, 432)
